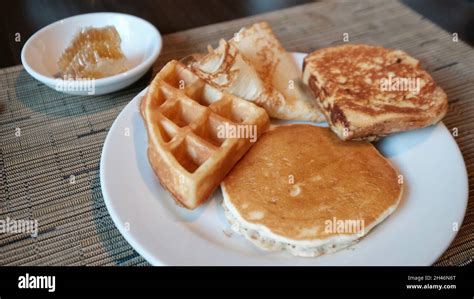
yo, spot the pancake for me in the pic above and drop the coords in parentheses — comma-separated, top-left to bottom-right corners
(221, 124, 403, 257)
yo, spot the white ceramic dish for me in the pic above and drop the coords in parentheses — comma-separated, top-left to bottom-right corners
(100, 53, 468, 265)
(21, 12, 162, 95)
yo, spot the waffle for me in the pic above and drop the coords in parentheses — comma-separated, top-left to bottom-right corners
(140, 60, 270, 209)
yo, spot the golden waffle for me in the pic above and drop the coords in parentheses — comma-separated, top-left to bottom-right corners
(140, 60, 270, 209)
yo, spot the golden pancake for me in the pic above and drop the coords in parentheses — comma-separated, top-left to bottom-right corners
(221, 124, 403, 256)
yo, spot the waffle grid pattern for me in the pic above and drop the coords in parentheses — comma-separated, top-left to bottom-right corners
(141, 61, 268, 208)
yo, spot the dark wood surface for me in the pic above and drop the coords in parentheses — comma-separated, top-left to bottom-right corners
(0, 0, 473, 68)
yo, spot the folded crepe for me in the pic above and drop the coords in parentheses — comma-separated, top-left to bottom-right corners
(190, 22, 324, 122)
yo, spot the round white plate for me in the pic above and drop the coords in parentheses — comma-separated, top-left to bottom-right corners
(100, 53, 468, 265)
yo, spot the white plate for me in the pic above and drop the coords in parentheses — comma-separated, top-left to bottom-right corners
(21, 13, 162, 95)
(100, 53, 468, 265)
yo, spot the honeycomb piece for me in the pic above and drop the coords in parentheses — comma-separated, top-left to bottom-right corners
(57, 26, 128, 79)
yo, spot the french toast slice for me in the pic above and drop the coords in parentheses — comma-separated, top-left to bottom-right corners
(303, 44, 448, 141)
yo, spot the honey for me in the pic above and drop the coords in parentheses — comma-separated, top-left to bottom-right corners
(57, 26, 128, 79)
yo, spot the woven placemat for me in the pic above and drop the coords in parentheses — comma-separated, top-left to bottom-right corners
(1, 0, 473, 266)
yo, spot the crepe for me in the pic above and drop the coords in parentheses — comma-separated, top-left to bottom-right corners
(191, 22, 324, 122)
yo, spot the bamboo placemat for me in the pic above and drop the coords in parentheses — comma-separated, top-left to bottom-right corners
(1, 0, 473, 266)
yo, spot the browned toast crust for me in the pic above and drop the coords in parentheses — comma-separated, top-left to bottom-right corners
(303, 44, 448, 140)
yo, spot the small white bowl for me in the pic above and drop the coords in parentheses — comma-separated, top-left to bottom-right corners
(21, 12, 162, 95)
